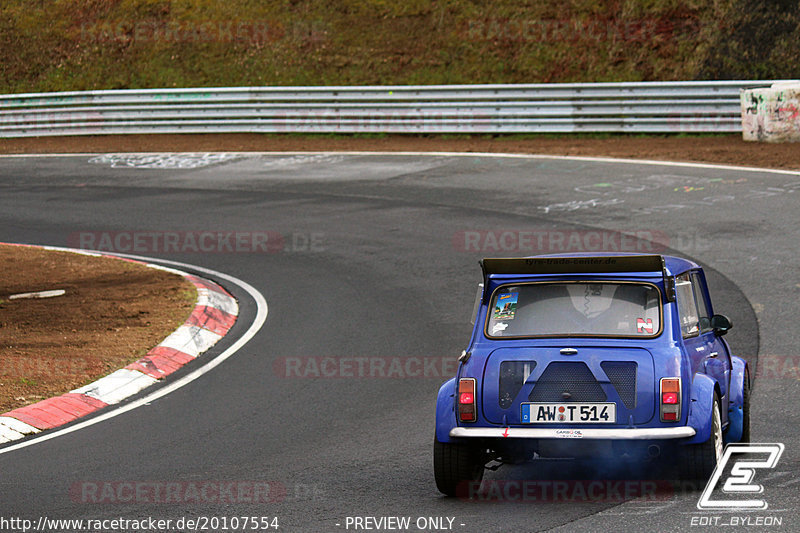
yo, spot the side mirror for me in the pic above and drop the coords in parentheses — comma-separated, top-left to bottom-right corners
(710, 314, 733, 336)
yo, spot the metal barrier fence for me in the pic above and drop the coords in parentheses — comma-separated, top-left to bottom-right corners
(0, 81, 787, 137)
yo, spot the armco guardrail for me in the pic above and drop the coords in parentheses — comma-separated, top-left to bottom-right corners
(0, 81, 787, 137)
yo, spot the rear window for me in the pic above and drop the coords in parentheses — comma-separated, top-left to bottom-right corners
(485, 282, 662, 338)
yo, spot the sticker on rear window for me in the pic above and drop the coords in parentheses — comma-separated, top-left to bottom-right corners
(637, 318, 654, 334)
(493, 292, 518, 320)
(491, 322, 509, 335)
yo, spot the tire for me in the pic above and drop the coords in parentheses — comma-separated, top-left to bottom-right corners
(741, 372, 751, 443)
(434, 437, 485, 497)
(681, 393, 723, 482)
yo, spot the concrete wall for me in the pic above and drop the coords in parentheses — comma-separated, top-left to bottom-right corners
(741, 82, 800, 142)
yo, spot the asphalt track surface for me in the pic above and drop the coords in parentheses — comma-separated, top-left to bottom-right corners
(0, 152, 798, 532)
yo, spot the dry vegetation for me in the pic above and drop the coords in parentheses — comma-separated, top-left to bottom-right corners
(1, 1, 798, 94)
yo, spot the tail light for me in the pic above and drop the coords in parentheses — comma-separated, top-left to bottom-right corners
(660, 378, 681, 422)
(458, 378, 477, 422)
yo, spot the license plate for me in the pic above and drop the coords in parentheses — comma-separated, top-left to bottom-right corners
(521, 403, 616, 424)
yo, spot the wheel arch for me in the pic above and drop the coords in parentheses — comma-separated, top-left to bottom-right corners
(435, 378, 458, 444)
(724, 356, 749, 443)
(683, 372, 720, 445)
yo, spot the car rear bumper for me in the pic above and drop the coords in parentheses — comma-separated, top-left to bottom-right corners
(449, 426, 696, 440)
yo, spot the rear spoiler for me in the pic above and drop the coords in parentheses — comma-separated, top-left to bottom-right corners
(480, 255, 676, 301)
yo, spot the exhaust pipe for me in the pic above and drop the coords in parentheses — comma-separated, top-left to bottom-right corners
(647, 444, 661, 458)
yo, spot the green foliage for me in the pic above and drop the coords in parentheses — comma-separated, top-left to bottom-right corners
(0, 0, 797, 93)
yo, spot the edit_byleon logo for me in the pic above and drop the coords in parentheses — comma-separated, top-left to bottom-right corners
(697, 443, 785, 511)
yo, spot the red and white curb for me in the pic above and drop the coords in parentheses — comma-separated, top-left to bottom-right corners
(0, 245, 238, 444)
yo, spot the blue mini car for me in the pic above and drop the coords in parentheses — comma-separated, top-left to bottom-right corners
(434, 254, 750, 496)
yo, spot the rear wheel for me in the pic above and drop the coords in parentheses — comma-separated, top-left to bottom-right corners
(434, 437, 485, 497)
(681, 393, 723, 482)
(741, 372, 751, 443)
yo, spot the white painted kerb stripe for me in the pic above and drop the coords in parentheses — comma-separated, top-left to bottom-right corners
(71, 369, 159, 405)
(196, 287, 239, 316)
(0, 417, 41, 442)
(158, 325, 223, 358)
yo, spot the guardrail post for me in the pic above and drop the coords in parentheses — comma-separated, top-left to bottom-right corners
(741, 82, 800, 142)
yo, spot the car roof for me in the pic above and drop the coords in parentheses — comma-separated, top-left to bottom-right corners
(482, 253, 699, 279)
(539, 253, 698, 276)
